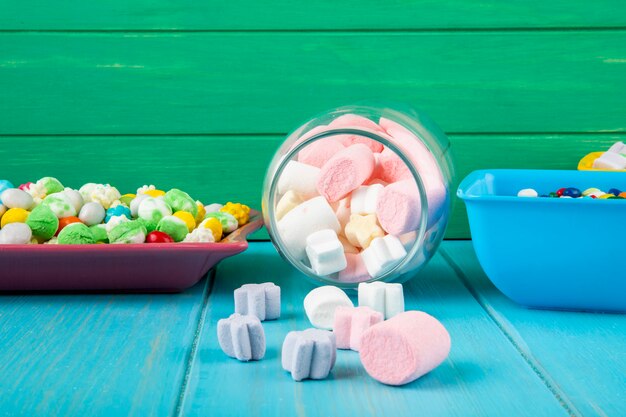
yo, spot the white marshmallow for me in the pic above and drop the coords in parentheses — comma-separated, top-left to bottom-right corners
(276, 190, 303, 221)
(79, 202, 106, 226)
(277, 161, 320, 199)
(608, 141, 625, 154)
(277, 196, 340, 260)
(0, 222, 33, 244)
(593, 152, 626, 170)
(350, 184, 384, 215)
(0, 188, 34, 210)
(63, 188, 84, 213)
(305, 229, 347, 276)
(303, 286, 353, 330)
(130, 193, 149, 218)
(517, 188, 538, 197)
(358, 282, 404, 319)
(361, 235, 407, 278)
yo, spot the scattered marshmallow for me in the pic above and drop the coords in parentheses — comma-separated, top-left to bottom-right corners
(334, 306, 383, 351)
(282, 329, 336, 381)
(361, 235, 407, 278)
(358, 281, 404, 319)
(360, 311, 451, 385)
(234, 282, 281, 321)
(344, 213, 384, 249)
(350, 184, 384, 215)
(517, 188, 538, 197)
(317, 144, 376, 202)
(217, 313, 266, 362)
(275, 190, 303, 221)
(277, 161, 320, 200)
(303, 286, 353, 330)
(305, 229, 347, 276)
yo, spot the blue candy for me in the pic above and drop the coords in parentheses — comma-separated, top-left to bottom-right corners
(105, 204, 132, 223)
(608, 188, 621, 196)
(217, 313, 266, 362)
(282, 328, 336, 381)
(562, 187, 581, 198)
(0, 180, 15, 204)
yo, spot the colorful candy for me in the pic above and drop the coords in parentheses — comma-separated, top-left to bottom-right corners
(1, 208, 29, 228)
(220, 202, 250, 226)
(518, 186, 625, 200)
(145, 230, 174, 243)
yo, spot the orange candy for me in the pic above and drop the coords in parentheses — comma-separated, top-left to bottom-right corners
(56, 216, 82, 236)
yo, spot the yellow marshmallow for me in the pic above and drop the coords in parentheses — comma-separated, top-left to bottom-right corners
(344, 214, 384, 249)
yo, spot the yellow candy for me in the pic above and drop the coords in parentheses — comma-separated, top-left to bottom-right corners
(1, 208, 30, 228)
(144, 189, 166, 198)
(202, 217, 223, 241)
(122, 193, 136, 199)
(598, 194, 614, 199)
(220, 202, 250, 226)
(195, 202, 206, 225)
(173, 211, 196, 232)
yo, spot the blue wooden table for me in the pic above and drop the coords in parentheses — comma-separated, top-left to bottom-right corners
(1, 241, 624, 417)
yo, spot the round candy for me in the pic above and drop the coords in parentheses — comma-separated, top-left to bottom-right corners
(1, 208, 30, 228)
(548, 192, 558, 198)
(556, 188, 566, 197)
(598, 194, 613, 199)
(130, 193, 149, 218)
(173, 211, 196, 232)
(517, 188, 538, 198)
(37, 177, 64, 195)
(608, 188, 621, 196)
(90, 224, 109, 243)
(204, 203, 223, 213)
(562, 187, 581, 198)
(164, 189, 198, 217)
(105, 204, 132, 223)
(42, 192, 77, 218)
(582, 188, 602, 197)
(26, 205, 59, 240)
(79, 202, 106, 226)
(0, 188, 34, 210)
(146, 231, 174, 243)
(0, 222, 33, 244)
(63, 188, 84, 213)
(108, 220, 147, 244)
(204, 211, 238, 233)
(220, 202, 250, 226)
(156, 215, 188, 242)
(144, 189, 166, 198)
(620, 192, 626, 198)
(201, 217, 223, 241)
(0, 180, 15, 202)
(56, 217, 82, 236)
(57, 222, 95, 244)
(138, 197, 172, 230)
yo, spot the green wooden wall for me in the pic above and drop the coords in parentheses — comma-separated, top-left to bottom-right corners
(1, 1, 625, 238)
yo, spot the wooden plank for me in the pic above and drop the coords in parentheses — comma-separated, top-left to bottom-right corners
(178, 242, 571, 417)
(442, 241, 626, 417)
(1, 32, 626, 135)
(1, 1, 625, 30)
(1, 134, 620, 239)
(0, 276, 210, 417)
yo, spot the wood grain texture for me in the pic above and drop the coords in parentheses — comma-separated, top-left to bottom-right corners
(1, 134, 620, 239)
(442, 241, 626, 417)
(179, 242, 571, 417)
(1, 32, 626, 135)
(0, 277, 210, 417)
(2, 0, 626, 30)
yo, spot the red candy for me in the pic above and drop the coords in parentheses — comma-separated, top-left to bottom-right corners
(56, 217, 82, 235)
(145, 231, 174, 243)
(556, 188, 566, 197)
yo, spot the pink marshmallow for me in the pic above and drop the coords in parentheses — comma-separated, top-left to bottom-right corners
(317, 144, 375, 202)
(298, 138, 346, 168)
(376, 147, 412, 184)
(376, 180, 421, 235)
(328, 114, 385, 153)
(337, 253, 370, 283)
(333, 306, 383, 351)
(359, 311, 451, 386)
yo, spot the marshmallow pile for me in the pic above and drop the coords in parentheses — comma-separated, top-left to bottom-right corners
(273, 113, 449, 283)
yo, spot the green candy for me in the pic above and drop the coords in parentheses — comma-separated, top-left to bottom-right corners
(136, 217, 157, 233)
(90, 224, 109, 243)
(58, 223, 95, 245)
(156, 215, 188, 242)
(25, 205, 59, 240)
(42, 192, 77, 218)
(37, 177, 64, 194)
(119, 194, 134, 207)
(164, 189, 197, 217)
(204, 211, 238, 233)
(109, 220, 147, 244)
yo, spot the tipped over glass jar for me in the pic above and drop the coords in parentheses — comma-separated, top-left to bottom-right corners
(262, 104, 454, 287)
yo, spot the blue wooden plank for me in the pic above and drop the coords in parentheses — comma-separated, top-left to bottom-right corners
(442, 241, 626, 417)
(0, 276, 211, 417)
(179, 242, 570, 417)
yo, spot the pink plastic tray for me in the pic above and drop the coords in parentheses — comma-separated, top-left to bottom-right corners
(0, 210, 263, 292)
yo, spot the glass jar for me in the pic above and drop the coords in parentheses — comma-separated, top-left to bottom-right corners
(262, 104, 454, 287)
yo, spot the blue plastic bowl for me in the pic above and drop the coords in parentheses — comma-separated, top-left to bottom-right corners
(457, 169, 626, 312)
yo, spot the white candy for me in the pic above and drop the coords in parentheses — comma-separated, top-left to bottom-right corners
(361, 235, 407, 278)
(277, 196, 340, 260)
(130, 193, 149, 218)
(79, 202, 106, 226)
(593, 152, 626, 170)
(183, 227, 216, 243)
(358, 282, 404, 319)
(305, 229, 347, 276)
(0, 222, 33, 244)
(204, 203, 223, 213)
(275, 190, 303, 221)
(517, 188, 538, 197)
(303, 286, 353, 330)
(105, 215, 130, 233)
(350, 184, 384, 215)
(0, 188, 34, 210)
(138, 197, 172, 223)
(89, 184, 121, 209)
(277, 161, 320, 199)
(43, 192, 77, 218)
(63, 188, 84, 212)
